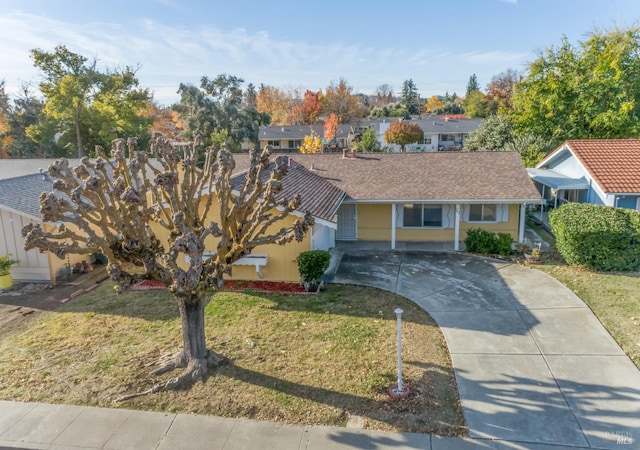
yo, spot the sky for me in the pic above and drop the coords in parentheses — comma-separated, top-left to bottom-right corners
(0, 0, 639, 107)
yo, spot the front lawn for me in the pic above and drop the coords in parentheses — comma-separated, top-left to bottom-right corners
(0, 283, 465, 435)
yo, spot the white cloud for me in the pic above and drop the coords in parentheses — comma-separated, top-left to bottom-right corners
(0, 11, 530, 105)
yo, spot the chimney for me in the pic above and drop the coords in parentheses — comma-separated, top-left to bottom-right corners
(310, 163, 315, 171)
(342, 149, 347, 159)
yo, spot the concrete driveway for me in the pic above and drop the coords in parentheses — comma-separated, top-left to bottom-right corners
(327, 250, 640, 449)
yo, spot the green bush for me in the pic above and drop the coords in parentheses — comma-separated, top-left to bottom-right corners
(297, 250, 331, 289)
(549, 203, 640, 271)
(464, 228, 513, 256)
(497, 233, 514, 256)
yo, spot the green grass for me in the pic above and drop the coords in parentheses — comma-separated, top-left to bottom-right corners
(0, 283, 465, 435)
(537, 264, 640, 369)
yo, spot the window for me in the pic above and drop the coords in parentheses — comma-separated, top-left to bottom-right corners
(267, 140, 280, 147)
(403, 204, 442, 227)
(440, 134, 457, 142)
(469, 204, 497, 222)
(288, 140, 302, 149)
(423, 136, 432, 145)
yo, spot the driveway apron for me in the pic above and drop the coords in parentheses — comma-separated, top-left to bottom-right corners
(330, 250, 640, 449)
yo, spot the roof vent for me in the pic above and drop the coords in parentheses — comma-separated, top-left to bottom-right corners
(281, 127, 285, 132)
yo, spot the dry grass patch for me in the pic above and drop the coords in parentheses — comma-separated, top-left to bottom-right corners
(0, 283, 464, 435)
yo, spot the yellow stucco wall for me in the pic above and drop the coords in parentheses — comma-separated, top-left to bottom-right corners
(150, 195, 310, 282)
(357, 204, 391, 240)
(44, 222, 96, 284)
(357, 203, 520, 243)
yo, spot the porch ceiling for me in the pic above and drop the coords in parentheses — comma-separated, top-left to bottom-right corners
(527, 168, 589, 191)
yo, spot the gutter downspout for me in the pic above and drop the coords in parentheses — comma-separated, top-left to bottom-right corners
(519, 204, 526, 243)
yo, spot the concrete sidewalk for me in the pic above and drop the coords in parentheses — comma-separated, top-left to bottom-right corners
(0, 399, 587, 450)
(330, 250, 640, 449)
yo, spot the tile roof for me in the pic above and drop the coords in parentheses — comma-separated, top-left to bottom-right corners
(0, 158, 82, 180)
(231, 161, 346, 222)
(564, 140, 640, 193)
(233, 151, 539, 203)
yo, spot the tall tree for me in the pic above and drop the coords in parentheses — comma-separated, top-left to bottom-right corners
(465, 115, 553, 167)
(300, 90, 322, 124)
(177, 74, 268, 149)
(486, 68, 520, 113)
(384, 120, 424, 152)
(29, 45, 151, 157)
(244, 83, 257, 109)
(374, 84, 395, 106)
(0, 81, 54, 158)
(255, 84, 291, 126)
(23, 134, 314, 398)
(322, 78, 362, 122)
(323, 112, 340, 144)
(424, 95, 444, 114)
(400, 79, 420, 116)
(463, 91, 490, 118)
(465, 73, 480, 98)
(510, 26, 640, 141)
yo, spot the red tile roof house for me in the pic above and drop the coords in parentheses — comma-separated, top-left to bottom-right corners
(529, 140, 640, 210)
(234, 151, 541, 253)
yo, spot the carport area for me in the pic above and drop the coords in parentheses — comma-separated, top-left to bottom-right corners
(325, 249, 640, 448)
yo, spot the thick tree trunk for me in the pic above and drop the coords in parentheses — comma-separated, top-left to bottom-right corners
(178, 294, 208, 363)
(75, 106, 84, 158)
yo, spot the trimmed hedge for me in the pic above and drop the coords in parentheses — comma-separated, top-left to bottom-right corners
(297, 250, 331, 288)
(549, 203, 640, 271)
(464, 228, 513, 256)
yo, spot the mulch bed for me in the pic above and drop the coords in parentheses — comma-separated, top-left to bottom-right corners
(222, 280, 313, 294)
(133, 279, 314, 294)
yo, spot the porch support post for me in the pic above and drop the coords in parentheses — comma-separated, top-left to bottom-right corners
(391, 203, 396, 250)
(519, 203, 526, 243)
(540, 185, 545, 221)
(454, 204, 461, 251)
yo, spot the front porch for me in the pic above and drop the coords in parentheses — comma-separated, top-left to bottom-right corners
(336, 240, 464, 252)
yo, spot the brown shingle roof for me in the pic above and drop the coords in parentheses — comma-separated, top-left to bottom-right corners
(261, 151, 541, 202)
(231, 161, 346, 222)
(563, 140, 640, 193)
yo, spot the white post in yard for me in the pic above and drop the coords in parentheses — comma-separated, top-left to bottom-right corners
(395, 307, 404, 393)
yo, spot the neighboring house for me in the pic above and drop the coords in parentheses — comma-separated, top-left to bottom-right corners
(380, 115, 483, 152)
(248, 124, 352, 152)
(0, 159, 85, 282)
(529, 140, 640, 210)
(246, 116, 483, 153)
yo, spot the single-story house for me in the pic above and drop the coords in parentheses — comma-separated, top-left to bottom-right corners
(1, 150, 540, 284)
(380, 115, 483, 152)
(227, 151, 540, 281)
(0, 159, 86, 282)
(529, 139, 640, 210)
(247, 116, 483, 153)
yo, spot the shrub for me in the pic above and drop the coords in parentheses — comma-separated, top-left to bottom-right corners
(464, 228, 513, 256)
(497, 233, 514, 256)
(297, 250, 331, 290)
(549, 203, 640, 271)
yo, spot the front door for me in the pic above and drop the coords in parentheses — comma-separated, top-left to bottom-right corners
(337, 204, 357, 240)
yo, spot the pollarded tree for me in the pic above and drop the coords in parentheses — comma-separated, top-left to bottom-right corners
(22, 133, 313, 399)
(384, 120, 424, 152)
